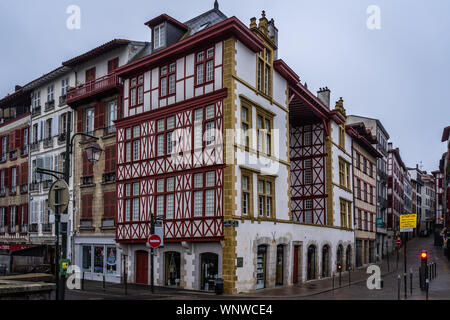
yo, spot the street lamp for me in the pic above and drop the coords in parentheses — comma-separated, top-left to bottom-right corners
(84, 142, 102, 163)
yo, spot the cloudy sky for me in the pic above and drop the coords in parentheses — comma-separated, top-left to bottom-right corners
(0, 0, 449, 172)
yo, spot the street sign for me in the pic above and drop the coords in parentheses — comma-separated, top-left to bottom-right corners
(148, 234, 162, 248)
(400, 214, 417, 230)
(400, 228, 413, 233)
(376, 218, 384, 227)
(60, 259, 70, 276)
(48, 180, 70, 214)
(155, 227, 164, 247)
(396, 239, 402, 247)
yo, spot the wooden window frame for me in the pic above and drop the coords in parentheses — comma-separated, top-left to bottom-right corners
(107, 57, 119, 74)
(159, 62, 176, 98)
(257, 175, 275, 220)
(256, 109, 273, 157)
(129, 74, 144, 109)
(81, 194, 93, 220)
(124, 182, 140, 222)
(85, 67, 96, 82)
(241, 103, 252, 150)
(241, 170, 253, 217)
(338, 125, 345, 149)
(195, 47, 215, 87)
(256, 47, 273, 97)
(191, 171, 216, 218)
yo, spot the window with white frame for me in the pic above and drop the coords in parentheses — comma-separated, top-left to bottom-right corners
(166, 177, 174, 219)
(85, 107, 94, 133)
(32, 91, 41, 108)
(132, 183, 139, 221)
(10, 206, 16, 232)
(0, 207, 5, 232)
(106, 100, 117, 130)
(11, 167, 17, 193)
(47, 85, 54, 102)
(195, 47, 214, 85)
(154, 23, 165, 49)
(61, 78, 69, 96)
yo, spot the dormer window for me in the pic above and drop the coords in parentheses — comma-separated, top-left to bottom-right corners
(154, 23, 165, 49)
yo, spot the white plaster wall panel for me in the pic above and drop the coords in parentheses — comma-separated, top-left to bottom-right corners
(214, 67, 223, 91)
(167, 96, 175, 106)
(204, 83, 213, 95)
(151, 90, 158, 109)
(272, 71, 287, 107)
(129, 107, 135, 117)
(176, 81, 185, 102)
(185, 78, 194, 100)
(195, 87, 203, 97)
(143, 92, 150, 112)
(235, 40, 256, 86)
(176, 58, 185, 80)
(185, 54, 195, 77)
(215, 41, 223, 66)
(160, 99, 166, 108)
(124, 79, 129, 99)
(151, 68, 159, 89)
(123, 99, 129, 117)
(144, 71, 151, 92)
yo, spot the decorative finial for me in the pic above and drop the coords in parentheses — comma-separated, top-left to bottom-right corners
(262, 10, 266, 18)
(214, 0, 219, 10)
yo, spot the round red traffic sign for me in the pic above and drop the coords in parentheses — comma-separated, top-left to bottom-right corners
(396, 239, 402, 247)
(148, 234, 162, 248)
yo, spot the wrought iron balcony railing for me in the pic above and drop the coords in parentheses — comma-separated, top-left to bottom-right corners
(32, 106, 41, 117)
(44, 100, 55, 112)
(43, 137, 53, 149)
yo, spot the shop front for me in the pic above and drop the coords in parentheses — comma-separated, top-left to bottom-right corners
(75, 237, 121, 283)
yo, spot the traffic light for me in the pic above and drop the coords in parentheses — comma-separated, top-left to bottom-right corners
(420, 251, 428, 262)
(337, 264, 342, 272)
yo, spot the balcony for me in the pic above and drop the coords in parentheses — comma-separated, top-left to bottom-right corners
(59, 95, 67, 106)
(58, 132, 67, 145)
(44, 100, 55, 112)
(379, 170, 387, 182)
(43, 137, 53, 149)
(103, 173, 115, 183)
(9, 150, 17, 159)
(30, 182, 40, 192)
(67, 74, 121, 107)
(378, 196, 387, 209)
(20, 184, 28, 194)
(29, 224, 38, 233)
(81, 176, 94, 186)
(32, 106, 41, 118)
(30, 141, 40, 152)
(42, 224, 52, 233)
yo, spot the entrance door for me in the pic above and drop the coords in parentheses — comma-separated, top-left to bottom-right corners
(276, 245, 284, 286)
(165, 252, 181, 287)
(135, 251, 148, 285)
(307, 245, 316, 280)
(200, 253, 218, 291)
(256, 245, 267, 289)
(293, 246, 299, 284)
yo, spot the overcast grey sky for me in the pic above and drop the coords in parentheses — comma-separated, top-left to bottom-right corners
(0, 0, 448, 172)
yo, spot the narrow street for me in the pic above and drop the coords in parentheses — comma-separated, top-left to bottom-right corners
(64, 236, 450, 300)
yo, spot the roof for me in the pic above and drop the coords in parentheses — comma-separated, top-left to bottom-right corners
(346, 123, 383, 158)
(22, 66, 71, 91)
(183, 7, 228, 38)
(145, 14, 188, 31)
(62, 39, 131, 67)
(388, 147, 407, 171)
(442, 126, 450, 142)
(347, 114, 390, 139)
(0, 88, 28, 107)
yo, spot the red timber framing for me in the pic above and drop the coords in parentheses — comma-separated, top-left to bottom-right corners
(116, 89, 227, 244)
(287, 79, 333, 226)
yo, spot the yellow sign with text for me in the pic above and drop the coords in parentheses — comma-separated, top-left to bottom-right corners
(400, 214, 417, 229)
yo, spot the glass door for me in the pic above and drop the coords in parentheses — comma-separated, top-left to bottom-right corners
(256, 245, 266, 289)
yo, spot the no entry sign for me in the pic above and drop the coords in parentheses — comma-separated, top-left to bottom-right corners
(396, 239, 402, 247)
(148, 234, 162, 248)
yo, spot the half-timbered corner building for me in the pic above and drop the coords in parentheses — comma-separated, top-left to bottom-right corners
(114, 2, 356, 293)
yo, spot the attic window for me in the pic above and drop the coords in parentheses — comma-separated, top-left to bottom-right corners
(154, 23, 165, 49)
(197, 22, 210, 32)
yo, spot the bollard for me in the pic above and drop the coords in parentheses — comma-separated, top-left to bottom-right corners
(82, 272, 85, 291)
(404, 273, 407, 299)
(124, 272, 128, 295)
(434, 263, 437, 278)
(103, 273, 106, 292)
(426, 279, 429, 300)
(339, 270, 342, 287)
(397, 275, 401, 300)
(332, 273, 335, 291)
(348, 268, 351, 287)
(410, 269, 413, 295)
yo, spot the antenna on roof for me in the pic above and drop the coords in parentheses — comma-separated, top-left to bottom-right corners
(214, 0, 219, 10)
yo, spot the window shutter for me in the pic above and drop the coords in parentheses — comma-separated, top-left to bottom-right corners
(9, 131, 15, 150)
(77, 108, 83, 132)
(14, 207, 19, 227)
(24, 204, 28, 225)
(94, 102, 105, 130)
(17, 206, 22, 227)
(5, 207, 9, 228)
(103, 192, 116, 219)
(21, 162, 28, 185)
(15, 129, 21, 149)
(53, 115, 59, 137)
(5, 167, 10, 188)
(111, 145, 116, 172)
(104, 146, 110, 173)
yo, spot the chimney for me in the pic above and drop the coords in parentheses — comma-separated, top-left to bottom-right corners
(317, 87, 330, 108)
(214, 0, 219, 10)
(15, 85, 22, 92)
(268, 18, 278, 60)
(388, 142, 393, 150)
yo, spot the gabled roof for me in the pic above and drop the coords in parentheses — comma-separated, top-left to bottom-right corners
(145, 14, 188, 31)
(347, 114, 390, 139)
(22, 66, 71, 91)
(62, 39, 131, 67)
(346, 122, 383, 158)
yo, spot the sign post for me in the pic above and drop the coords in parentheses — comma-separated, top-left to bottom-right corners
(400, 213, 417, 299)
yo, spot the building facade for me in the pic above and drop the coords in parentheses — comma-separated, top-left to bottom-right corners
(387, 143, 406, 245)
(346, 116, 390, 257)
(347, 122, 381, 266)
(67, 39, 147, 283)
(0, 89, 31, 273)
